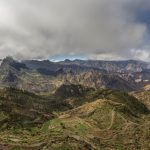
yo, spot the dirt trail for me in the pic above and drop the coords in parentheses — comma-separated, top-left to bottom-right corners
(107, 109, 115, 130)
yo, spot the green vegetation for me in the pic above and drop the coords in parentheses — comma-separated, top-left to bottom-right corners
(54, 144, 72, 150)
(0, 111, 9, 122)
(75, 123, 88, 133)
(116, 144, 126, 150)
(54, 84, 94, 99)
(11, 147, 24, 150)
(87, 89, 149, 114)
(0, 87, 149, 150)
(42, 119, 65, 132)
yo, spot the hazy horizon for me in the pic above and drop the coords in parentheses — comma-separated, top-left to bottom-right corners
(0, 55, 150, 63)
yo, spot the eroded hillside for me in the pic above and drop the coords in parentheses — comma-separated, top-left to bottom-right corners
(0, 57, 150, 94)
(0, 88, 149, 150)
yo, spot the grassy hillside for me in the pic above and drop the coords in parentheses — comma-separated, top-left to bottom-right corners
(54, 84, 94, 99)
(86, 89, 149, 114)
(0, 87, 74, 129)
(0, 87, 149, 150)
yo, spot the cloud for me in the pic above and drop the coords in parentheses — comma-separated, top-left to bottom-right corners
(0, 0, 149, 60)
(130, 48, 150, 62)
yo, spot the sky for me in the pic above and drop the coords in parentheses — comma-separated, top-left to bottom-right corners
(0, 0, 150, 61)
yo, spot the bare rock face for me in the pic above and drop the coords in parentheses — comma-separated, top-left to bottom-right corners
(1, 56, 15, 66)
(1, 56, 28, 71)
(58, 59, 150, 72)
(0, 57, 149, 94)
(2, 70, 17, 83)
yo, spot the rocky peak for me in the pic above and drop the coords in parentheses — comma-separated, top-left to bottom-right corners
(1, 56, 15, 66)
(0, 56, 28, 71)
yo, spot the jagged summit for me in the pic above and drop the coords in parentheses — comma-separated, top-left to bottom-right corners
(0, 56, 28, 71)
(1, 56, 15, 66)
(0, 57, 149, 94)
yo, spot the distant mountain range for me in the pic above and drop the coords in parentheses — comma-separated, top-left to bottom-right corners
(0, 56, 149, 94)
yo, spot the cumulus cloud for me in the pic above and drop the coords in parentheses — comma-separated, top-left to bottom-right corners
(0, 0, 149, 60)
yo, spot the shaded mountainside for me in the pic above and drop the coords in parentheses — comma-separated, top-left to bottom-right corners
(58, 59, 150, 72)
(54, 84, 94, 99)
(0, 88, 51, 128)
(0, 87, 76, 129)
(1, 57, 28, 71)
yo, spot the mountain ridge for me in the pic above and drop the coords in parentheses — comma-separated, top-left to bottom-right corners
(0, 56, 149, 94)
(0, 57, 150, 149)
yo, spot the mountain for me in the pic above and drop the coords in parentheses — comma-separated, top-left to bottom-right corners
(0, 87, 76, 129)
(58, 59, 150, 72)
(0, 57, 150, 149)
(23, 59, 60, 71)
(0, 87, 149, 150)
(54, 84, 94, 99)
(59, 71, 137, 92)
(22, 58, 150, 92)
(0, 57, 149, 94)
(1, 56, 28, 71)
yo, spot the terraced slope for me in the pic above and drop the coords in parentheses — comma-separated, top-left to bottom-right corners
(0, 88, 149, 150)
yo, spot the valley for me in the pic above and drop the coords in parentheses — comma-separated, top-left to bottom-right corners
(0, 57, 149, 150)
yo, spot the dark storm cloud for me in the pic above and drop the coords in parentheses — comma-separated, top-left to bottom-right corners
(0, 0, 149, 61)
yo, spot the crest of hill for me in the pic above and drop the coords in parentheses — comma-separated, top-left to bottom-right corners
(54, 84, 94, 99)
(131, 90, 150, 110)
(84, 89, 149, 115)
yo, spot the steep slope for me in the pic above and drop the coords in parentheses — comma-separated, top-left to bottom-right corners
(54, 84, 94, 99)
(0, 56, 28, 72)
(22, 59, 150, 92)
(131, 90, 150, 110)
(23, 59, 101, 73)
(0, 57, 149, 94)
(58, 59, 150, 72)
(0, 87, 74, 129)
(144, 84, 150, 90)
(57, 71, 137, 92)
(0, 57, 28, 88)
(86, 89, 149, 114)
(22, 59, 60, 71)
(0, 57, 138, 94)
(32, 90, 150, 149)
(0, 88, 51, 128)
